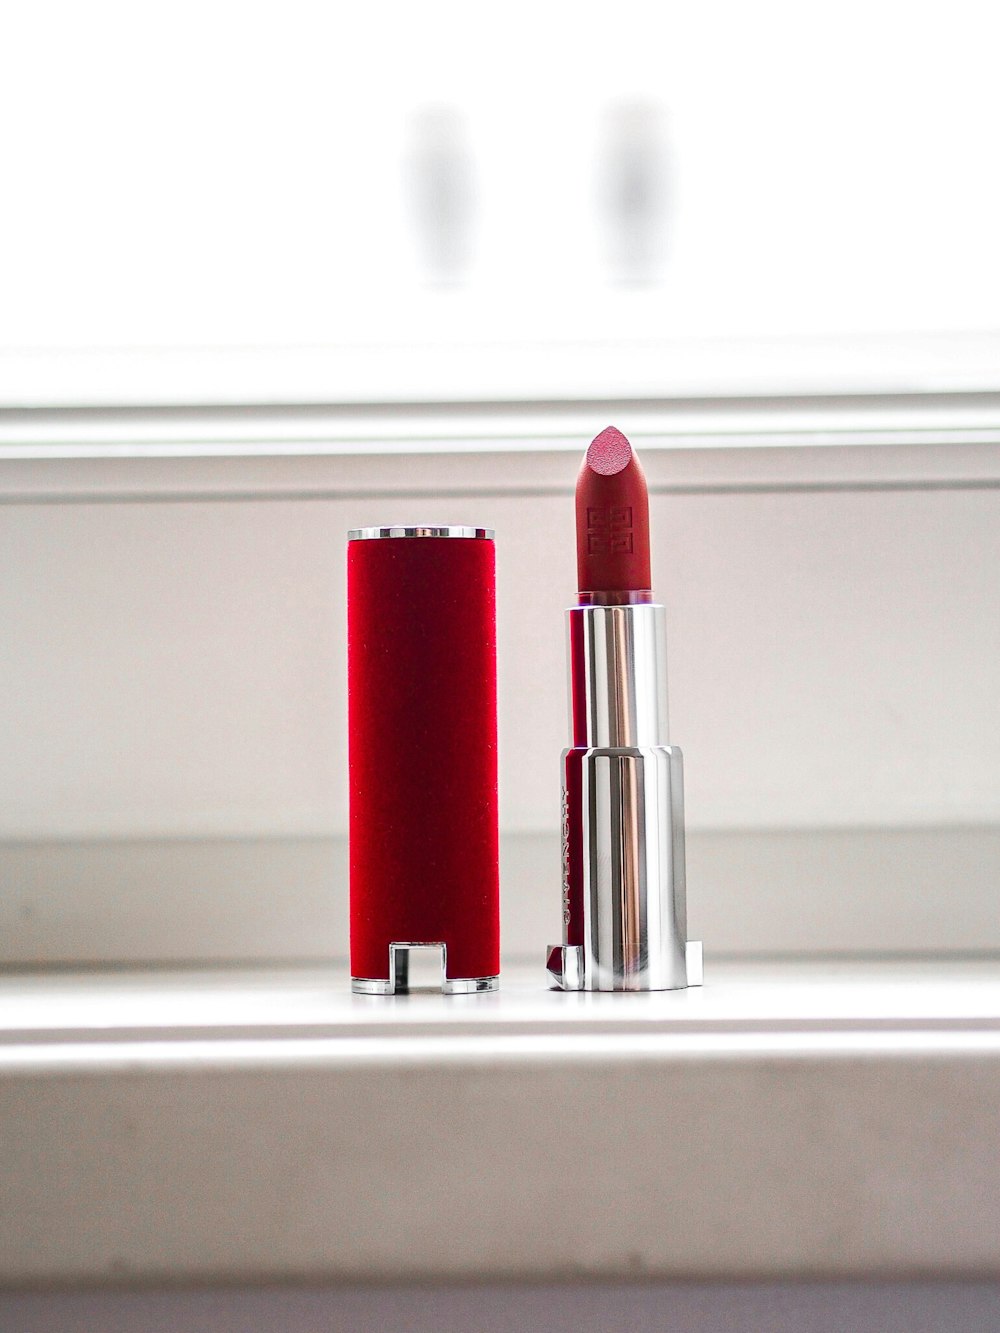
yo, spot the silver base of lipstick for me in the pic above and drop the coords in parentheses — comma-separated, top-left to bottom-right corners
(547, 941, 704, 992)
(547, 602, 702, 992)
(352, 942, 499, 995)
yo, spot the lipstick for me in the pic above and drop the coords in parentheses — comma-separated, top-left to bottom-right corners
(547, 428, 702, 992)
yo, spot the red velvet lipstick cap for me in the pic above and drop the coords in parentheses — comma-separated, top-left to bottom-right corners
(347, 526, 500, 994)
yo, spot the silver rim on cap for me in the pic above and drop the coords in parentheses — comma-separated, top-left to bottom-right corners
(347, 526, 494, 541)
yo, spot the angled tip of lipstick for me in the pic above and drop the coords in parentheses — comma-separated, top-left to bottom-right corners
(575, 426, 651, 601)
(585, 426, 634, 477)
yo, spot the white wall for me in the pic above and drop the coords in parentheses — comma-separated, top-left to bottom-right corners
(4, 455, 999, 837)
(2, 437, 999, 961)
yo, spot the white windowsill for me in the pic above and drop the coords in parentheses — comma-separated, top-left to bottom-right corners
(3, 959, 1000, 1287)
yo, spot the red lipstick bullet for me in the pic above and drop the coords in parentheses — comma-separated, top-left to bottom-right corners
(575, 425, 652, 603)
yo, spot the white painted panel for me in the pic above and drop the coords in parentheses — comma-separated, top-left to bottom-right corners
(657, 488, 1000, 827)
(0, 501, 347, 837)
(1, 482, 999, 840)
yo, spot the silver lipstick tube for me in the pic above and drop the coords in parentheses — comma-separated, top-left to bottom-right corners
(546, 603, 702, 991)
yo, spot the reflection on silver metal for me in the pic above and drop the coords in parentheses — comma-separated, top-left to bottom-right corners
(545, 944, 584, 991)
(442, 975, 499, 994)
(569, 601, 670, 750)
(351, 942, 499, 995)
(347, 526, 494, 541)
(548, 603, 703, 992)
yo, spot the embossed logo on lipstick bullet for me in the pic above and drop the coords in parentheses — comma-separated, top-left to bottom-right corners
(586, 505, 634, 555)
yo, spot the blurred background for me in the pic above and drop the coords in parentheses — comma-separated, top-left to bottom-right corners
(2, 0, 1000, 402)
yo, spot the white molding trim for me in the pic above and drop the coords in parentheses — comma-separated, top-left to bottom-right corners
(2, 400, 1000, 502)
(3, 333, 1000, 409)
(4, 391, 1000, 458)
